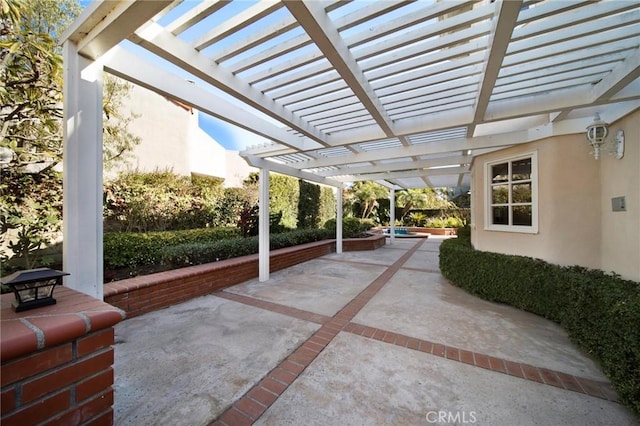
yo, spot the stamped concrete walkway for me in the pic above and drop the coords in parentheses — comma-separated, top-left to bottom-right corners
(113, 237, 638, 425)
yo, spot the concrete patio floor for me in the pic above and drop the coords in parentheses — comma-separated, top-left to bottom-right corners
(112, 237, 638, 425)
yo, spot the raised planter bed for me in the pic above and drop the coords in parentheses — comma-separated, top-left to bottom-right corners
(104, 235, 386, 318)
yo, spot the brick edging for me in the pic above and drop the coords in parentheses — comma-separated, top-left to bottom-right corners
(105, 237, 387, 318)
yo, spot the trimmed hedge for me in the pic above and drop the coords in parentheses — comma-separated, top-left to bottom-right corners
(161, 228, 332, 267)
(104, 227, 333, 271)
(103, 227, 241, 269)
(439, 238, 640, 414)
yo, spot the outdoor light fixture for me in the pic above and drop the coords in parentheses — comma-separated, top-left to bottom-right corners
(586, 114, 609, 160)
(0, 268, 68, 312)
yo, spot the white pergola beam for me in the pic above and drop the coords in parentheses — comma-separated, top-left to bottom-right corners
(166, 0, 231, 35)
(284, 0, 395, 136)
(468, 0, 522, 137)
(193, 0, 282, 51)
(242, 154, 343, 188)
(340, 166, 470, 183)
(316, 156, 471, 177)
(62, 1, 172, 60)
(103, 48, 321, 152)
(591, 48, 640, 101)
(129, 22, 328, 145)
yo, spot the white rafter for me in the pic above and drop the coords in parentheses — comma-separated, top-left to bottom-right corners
(61, 0, 640, 190)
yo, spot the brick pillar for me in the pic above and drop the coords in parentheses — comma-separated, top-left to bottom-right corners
(1, 287, 124, 425)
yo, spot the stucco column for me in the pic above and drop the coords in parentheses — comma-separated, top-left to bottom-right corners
(390, 188, 396, 244)
(259, 167, 270, 281)
(62, 42, 104, 299)
(336, 187, 343, 253)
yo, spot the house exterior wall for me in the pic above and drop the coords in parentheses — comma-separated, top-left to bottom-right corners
(471, 110, 639, 282)
(599, 111, 640, 280)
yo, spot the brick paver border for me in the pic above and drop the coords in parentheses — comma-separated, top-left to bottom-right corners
(210, 240, 617, 425)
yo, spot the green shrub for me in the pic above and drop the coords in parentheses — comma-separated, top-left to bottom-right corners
(103, 171, 230, 232)
(324, 217, 373, 238)
(439, 239, 640, 414)
(424, 216, 464, 228)
(162, 228, 332, 267)
(103, 227, 240, 269)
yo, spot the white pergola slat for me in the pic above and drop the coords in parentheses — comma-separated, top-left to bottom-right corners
(62, 0, 640, 295)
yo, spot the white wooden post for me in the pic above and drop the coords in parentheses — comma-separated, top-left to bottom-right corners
(62, 42, 104, 299)
(259, 167, 270, 281)
(390, 188, 396, 244)
(336, 186, 343, 253)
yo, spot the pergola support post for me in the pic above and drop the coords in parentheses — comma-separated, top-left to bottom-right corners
(258, 167, 270, 281)
(62, 42, 104, 299)
(390, 189, 396, 244)
(336, 187, 343, 253)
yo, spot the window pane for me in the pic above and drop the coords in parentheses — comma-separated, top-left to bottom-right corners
(512, 158, 531, 181)
(492, 185, 509, 204)
(492, 206, 509, 225)
(512, 183, 532, 203)
(491, 163, 508, 183)
(512, 205, 532, 226)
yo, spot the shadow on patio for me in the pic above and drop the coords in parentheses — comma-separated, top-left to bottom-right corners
(113, 237, 636, 425)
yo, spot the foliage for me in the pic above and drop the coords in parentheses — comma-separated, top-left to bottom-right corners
(323, 217, 374, 238)
(0, 169, 62, 273)
(106, 227, 332, 273)
(439, 238, 640, 414)
(347, 181, 388, 219)
(396, 188, 454, 220)
(0, 0, 70, 173)
(103, 171, 237, 232)
(450, 190, 471, 208)
(103, 227, 240, 270)
(163, 228, 332, 268)
(237, 205, 285, 237)
(423, 216, 464, 228)
(319, 185, 336, 228)
(268, 173, 299, 229)
(1, 0, 141, 269)
(245, 172, 335, 231)
(102, 75, 142, 169)
(103, 170, 230, 232)
(297, 179, 320, 229)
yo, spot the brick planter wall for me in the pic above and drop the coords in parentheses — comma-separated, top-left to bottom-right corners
(104, 236, 386, 318)
(1, 287, 125, 426)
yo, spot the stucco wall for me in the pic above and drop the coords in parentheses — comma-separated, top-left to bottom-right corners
(599, 111, 640, 280)
(471, 110, 639, 281)
(118, 84, 195, 176)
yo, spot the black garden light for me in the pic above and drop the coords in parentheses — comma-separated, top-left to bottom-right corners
(1, 268, 68, 312)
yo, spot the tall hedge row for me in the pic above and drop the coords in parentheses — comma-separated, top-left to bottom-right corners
(439, 237, 640, 414)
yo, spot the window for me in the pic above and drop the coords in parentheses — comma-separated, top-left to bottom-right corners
(485, 152, 538, 233)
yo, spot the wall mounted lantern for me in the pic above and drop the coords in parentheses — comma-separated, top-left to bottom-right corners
(586, 114, 608, 160)
(0, 268, 68, 312)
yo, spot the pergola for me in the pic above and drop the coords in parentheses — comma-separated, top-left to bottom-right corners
(61, 0, 640, 298)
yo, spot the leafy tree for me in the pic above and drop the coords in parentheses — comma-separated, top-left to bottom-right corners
(1, 0, 141, 270)
(102, 75, 142, 169)
(297, 179, 320, 229)
(396, 188, 453, 219)
(349, 181, 388, 219)
(396, 189, 429, 220)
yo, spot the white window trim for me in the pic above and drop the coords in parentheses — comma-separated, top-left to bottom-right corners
(484, 151, 538, 234)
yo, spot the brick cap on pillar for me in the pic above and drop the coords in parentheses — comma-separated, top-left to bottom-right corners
(1, 286, 125, 362)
